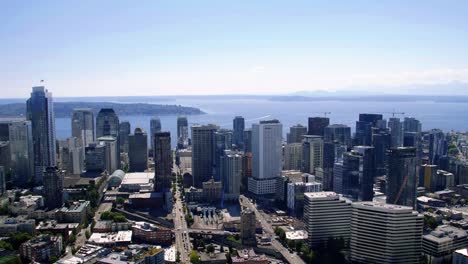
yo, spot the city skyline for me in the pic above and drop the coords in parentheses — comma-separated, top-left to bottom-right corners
(2, 1, 468, 97)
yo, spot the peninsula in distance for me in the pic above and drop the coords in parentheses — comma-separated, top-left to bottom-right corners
(0, 101, 205, 118)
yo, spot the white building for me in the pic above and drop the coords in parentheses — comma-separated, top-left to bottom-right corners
(97, 136, 119, 173)
(287, 181, 322, 213)
(350, 202, 423, 264)
(423, 225, 468, 264)
(304, 192, 352, 247)
(249, 120, 282, 195)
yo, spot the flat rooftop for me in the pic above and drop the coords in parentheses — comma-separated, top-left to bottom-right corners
(121, 173, 154, 185)
(286, 230, 308, 240)
(352, 201, 415, 212)
(88, 231, 132, 244)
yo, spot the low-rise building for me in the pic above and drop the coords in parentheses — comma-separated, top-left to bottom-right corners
(185, 187, 204, 203)
(92, 220, 132, 233)
(97, 245, 165, 264)
(19, 235, 63, 263)
(9, 195, 44, 215)
(0, 216, 35, 236)
(119, 172, 154, 192)
(55, 200, 90, 224)
(199, 251, 227, 264)
(36, 220, 79, 242)
(88, 231, 133, 247)
(423, 225, 468, 264)
(231, 248, 269, 264)
(203, 178, 222, 203)
(132, 221, 172, 246)
(285, 230, 308, 242)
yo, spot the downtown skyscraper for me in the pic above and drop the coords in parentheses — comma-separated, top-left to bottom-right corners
(386, 147, 418, 208)
(150, 117, 162, 149)
(233, 116, 245, 149)
(154, 132, 172, 192)
(248, 120, 282, 196)
(128, 128, 148, 172)
(191, 124, 217, 187)
(26, 86, 56, 184)
(177, 116, 189, 149)
(71, 108, 95, 148)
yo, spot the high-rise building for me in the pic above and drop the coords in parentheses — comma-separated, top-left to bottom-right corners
(84, 143, 106, 172)
(353, 146, 375, 201)
(128, 128, 148, 172)
(97, 136, 119, 173)
(308, 117, 329, 136)
(67, 137, 84, 175)
(359, 113, 383, 125)
(177, 116, 189, 149)
(221, 150, 242, 201)
(386, 147, 418, 208)
(96, 108, 120, 139)
(214, 129, 233, 181)
(71, 109, 94, 148)
(248, 120, 282, 196)
(403, 117, 422, 134)
(372, 130, 391, 176)
(287, 124, 307, 144)
(43, 167, 64, 209)
(150, 117, 162, 149)
(324, 124, 351, 147)
(119, 121, 131, 153)
(355, 113, 383, 146)
(302, 135, 323, 175)
(240, 208, 257, 246)
(8, 120, 34, 186)
(350, 202, 423, 264)
(304, 192, 352, 247)
(429, 129, 447, 165)
(233, 116, 245, 149)
(388, 117, 403, 148)
(191, 124, 217, 188)
(26, 86, 56, 183)
(283, 143, 303, 171)
(154, 132, 172, 192)
(243, 129, 252, 153)
(0, 166, 5, 196)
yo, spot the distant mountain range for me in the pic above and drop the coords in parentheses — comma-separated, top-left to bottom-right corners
(288, 81, 468, 97)
(0, 102, 205, 118)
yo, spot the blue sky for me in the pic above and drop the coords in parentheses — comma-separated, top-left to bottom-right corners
(1, 0, 468, 97)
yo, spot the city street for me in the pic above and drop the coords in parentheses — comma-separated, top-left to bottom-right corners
(239, 195, 305, 264)
(173, 184, 192, 263)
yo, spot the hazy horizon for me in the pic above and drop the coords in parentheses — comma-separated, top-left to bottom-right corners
(2, 1, 468, 98)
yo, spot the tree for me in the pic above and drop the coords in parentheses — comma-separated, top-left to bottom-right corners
(85, 230, 91, 239)
(69, 234, 76, 243)
(10, 232, 32, 250)
(0, 240, 13, 251)
(207, 244, 215, 253)
(176, 251, 181, 263)
(190, 251, 201, 264)
(116, 197, 125, 205)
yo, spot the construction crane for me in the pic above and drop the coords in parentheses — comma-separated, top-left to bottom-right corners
(393, 174, 410, 204)
(311, 112, 331, 117)
(382, 111, 405, 117)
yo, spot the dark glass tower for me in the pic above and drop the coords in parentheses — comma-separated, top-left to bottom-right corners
(96, 108, 120, 139)
(43, 167, 63, 209)
(150, 117, 162, 149)
(287, 124, 307, 144)
(386, 147, 417, 208)
(26, 86, 56, 184)
(128, 128, 148, 172)
(191, 124, 217, 187)
(119, 121, 131, 153)
(308, 117, 329, 136)
(177, 116, 189, 149)
(233, 116, 245, 149)
(154, 132, 172, 192)
(324, 124, 351, 147)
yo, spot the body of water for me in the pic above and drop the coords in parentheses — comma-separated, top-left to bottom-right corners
(48, 96, 468, 147)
